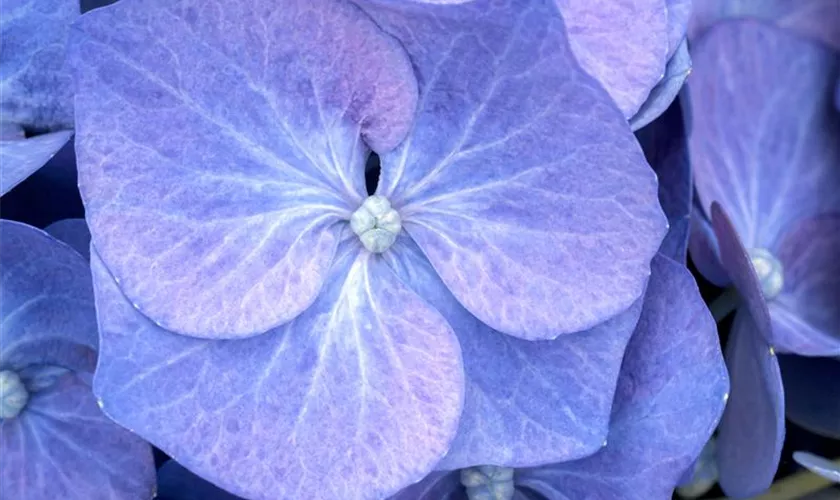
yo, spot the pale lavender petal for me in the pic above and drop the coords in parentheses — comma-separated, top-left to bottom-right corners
(516, 255, 728, 499)
(365, 0, 666, 339)
(689, 20, 840, 250)
(793, 452, 840, 483)
(716, 311, 785, 498)
(0, 131, 73, 195)
(69, 0, 419, 337)
(635, 96, 692, 261)
(555, 0, 669, 117)
(0, 0, 78, 130)
(629, 40, 690, 132)
(0, 220, 97, 373)
(689, 0, 840, 51)
(386, 237, 642, 468)
(0, 372, 155, 499)
(157, 460, 243, 500)
(771, 215, 840, 356)
(711, 203, 773, 344)
(45, 218, 91, 261)
(666, 0, 691, 55)
(779, 355, 840, 440)
(91, 244, 463, 500)
(388, 471, 465, 500)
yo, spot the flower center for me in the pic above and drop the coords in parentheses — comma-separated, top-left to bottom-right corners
(0, 370, 29, 419)
(460, 465, 515, 500)
(748, 248, 783, 300)
(350, 195, 402, 253)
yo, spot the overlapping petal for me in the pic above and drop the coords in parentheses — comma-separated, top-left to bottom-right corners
(688, 20, 840, 251)
(665, 0, 691, 56)
(0, 0, 77, 131)
(792, 452, 840, 483)
(779, 355, 840, 440)
(689, 0, 840, 51)
(553, 0, 668, 118)
(157, 460, 242, 500)
(0, 372, 155, 499)
(688, 203, 731, 287)
(716, 311, 785, 498)
(362, 0, 666, 340)
(636, 100, 692, 261)
(771, 215, 840, 355)
(629, 40, 690, 131)
(69, 0, 419, 338)
(0, 131, 73, 195)
(91, 242, 463, 500)
(516, 255, 728, 500)
(386, 237, 642, 469)
(0, 220, 97, 373)
(45, 218, 91, 261)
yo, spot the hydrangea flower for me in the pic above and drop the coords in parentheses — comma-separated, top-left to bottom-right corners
(69, 0, 667, 497)
(389, 253, 728, 500)
(0, 219, 155, 499)
(685, 19, 840, 497)
(0, 0, 78, 195)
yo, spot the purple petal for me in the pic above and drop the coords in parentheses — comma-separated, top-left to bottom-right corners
(689, 20, 840, 250)
(689, 0, 840, 51)
(711, 204, 773, 344)
(770, 215, 840, 356)
(388, 471, 465, 500)
(555, 0, 669, 117)
(688, 201, 731, 287)
(0, 0, 77, 130)
(629, 39, 691, 132)
(515, 254, 728, 499)
(0, 220, 97, 373)
(386, 237, 642, 468)
(666, 0, 691, 56)
(635, 97, 692, 261)
(793, 452, 840, 483)
(779, 355, 840, 440)
(365, 0, 666, 339)
(716, 311, 785, 498)
(68, 0, 419, 338)
(0, 131, 73, 195)
(157, 460, 243, 500)
(0, 372, 155, 499)
(91, 243, 463, 500)
(45, 218, 91, 261)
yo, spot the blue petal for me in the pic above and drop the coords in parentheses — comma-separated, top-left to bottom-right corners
(688, 200, 731, 287)
(45, 218, 91, 261)
(0, 372, 155, 499)
(0, 0, 78, 130)
(515, 255, 728, 499)
(90, 242, 464, 500)
(157, 460, 243, 500)
(386, 236, 642, 468)
(0, 131, 73, 196)
(68, 0, 420, 338)
(363, 0, 666, 340)
(779, 355, 840, 440)
(792, 452, 840, 483)
(0, 220, 97, 373)
(629, 39, 691, 132)
(716, 311, 785, 497)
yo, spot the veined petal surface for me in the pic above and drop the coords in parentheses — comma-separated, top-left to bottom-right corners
(69, 0, 419, 337)
(363, 0, 666, 339)
(0, 220, 96, 373)
(629, 40, 690, 132)
(91, 244, 463, 500)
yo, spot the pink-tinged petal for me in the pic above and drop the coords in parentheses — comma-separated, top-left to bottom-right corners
(780, 355, 840, 440)
(0, 220, 97, 373)
(770, 214, 840, 356)
(689, 20, 840, 250)
(0, 131, 73, 195)
(711, 204, 773, 346)
(364, 0, 666, 339)
(0, 372, 155, 499)
(516, 255, 728, 499)
(90, 244, 463, 500)
(716, 311, 785, 498)
(68, 0, 419, 338)
(385, 237, 642, 468)
(689, 0, 840, 51)
(45, 218, 91, 261)
(555, 0, 669, 117)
